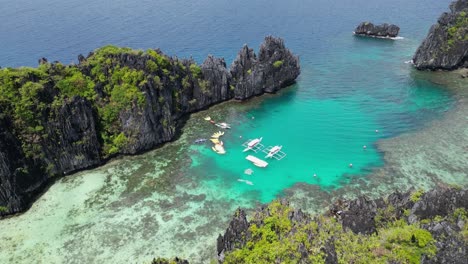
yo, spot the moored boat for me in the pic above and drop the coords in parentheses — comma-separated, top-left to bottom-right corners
(242, 137, 263, 152)
(215, 122, 231, 129)
(194, 138, 207, 144)
(265, 145, 282, 158)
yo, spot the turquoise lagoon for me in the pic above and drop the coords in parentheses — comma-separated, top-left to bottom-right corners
(0, 0, 465, 263)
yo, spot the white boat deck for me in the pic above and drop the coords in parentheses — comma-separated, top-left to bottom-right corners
(245, 155, 268, 167)
(262, 146, 287, 160)
(242, 140, 265, 153)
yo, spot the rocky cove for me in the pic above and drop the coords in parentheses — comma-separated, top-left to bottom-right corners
(0, 0, 467, 263)
(0, 36, 300, 216)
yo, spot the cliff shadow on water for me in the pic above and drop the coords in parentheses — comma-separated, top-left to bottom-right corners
(0, 36, 300, 217)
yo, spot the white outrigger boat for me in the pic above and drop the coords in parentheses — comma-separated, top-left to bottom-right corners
(215, 122, 231, 129)
(263, 145, 287, 160)
(245, 155, 268, 167)
(242, 137, 264, 152)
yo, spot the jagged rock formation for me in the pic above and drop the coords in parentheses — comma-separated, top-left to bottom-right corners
(354, 22, 400, 38)
(0, 36, 300, 216)
(43, 97, 101, 175)
(413, 0, 468, 70)
(230, 36, 300, 99)
(218, 187, 468, 263)
(0, 109, 46, 213)
(150, 257, 189, 264)
(217, 209, 250, 261)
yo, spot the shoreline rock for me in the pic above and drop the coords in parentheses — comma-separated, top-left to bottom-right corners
(354, 22, 400, 38)
(216, 187, 467, 263)
(0, 36, 300, 217)
(413, 0, 468, 70)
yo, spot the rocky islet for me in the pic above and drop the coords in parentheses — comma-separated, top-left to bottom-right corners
(354, 22, 400, 38)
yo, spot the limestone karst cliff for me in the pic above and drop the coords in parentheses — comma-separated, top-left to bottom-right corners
(0, 36, 300, 216)
(413, 0, 468, 70)
(354, 22, 400, 38)
(217, 187, 467, 264)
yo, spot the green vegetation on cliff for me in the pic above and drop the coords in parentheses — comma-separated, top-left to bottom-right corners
(150, 257, 188, 264)
(0, 67, 49, 158)
(0, 45, 207, 159)
(273, 60, 283, 68)
(148, 188, 466, 264)
(447, 11, 468, 47)
(413, 0, 468, 69)
(225, 201, 436, 264)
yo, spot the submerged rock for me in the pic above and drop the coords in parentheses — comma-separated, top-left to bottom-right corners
(413, 0, 468, 70)
(354, 22, 400, 38)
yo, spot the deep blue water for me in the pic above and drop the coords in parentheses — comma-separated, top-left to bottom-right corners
(0, 0, 452, 67)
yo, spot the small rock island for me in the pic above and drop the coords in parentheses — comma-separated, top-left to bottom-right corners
(354, 22, 400, 38)
(413, 0, 468, 70)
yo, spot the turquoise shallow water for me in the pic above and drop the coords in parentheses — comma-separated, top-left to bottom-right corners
(186, 37, 453, 204)
(0, 0, 464, 263)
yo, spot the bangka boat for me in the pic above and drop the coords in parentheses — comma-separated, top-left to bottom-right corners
(242, 137, 263, 152)
(215, 122, 231, 129)
(262, 145, 287, 160)
(265, 145, 282, 158)
(194, 138, 207, 144)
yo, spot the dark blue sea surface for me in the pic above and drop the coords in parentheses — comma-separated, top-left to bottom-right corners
(0, 0, 451, 67)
